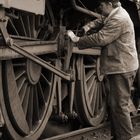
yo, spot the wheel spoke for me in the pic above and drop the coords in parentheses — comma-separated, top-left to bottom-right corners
(20, 82, 28, 104)
(87, 75, 96, 94)
(27, 16, 31, 37)
(13, 15, 27, 36)
(90, 82, 98, 115)
(22, 85, 30, 116)
(89, 78, 97, 102)
(41, 73, 51, 86)
(33, 86, 40, 121)
(17, 76, 26, 94)
(27, 86, 34, 130)
(95, 84, 100, 115)
(86, 69, 96, 82)
(90, 80, 98, 104)
(30, 15, 36, 37)
(38, 82, 46, 105)
(19, 16, 27, 36)
(21, 15, 30, 37)
(15, 70, 26, 80)
(8, 19, 20, 35)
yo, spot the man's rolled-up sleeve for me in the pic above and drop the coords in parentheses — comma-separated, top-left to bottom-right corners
(86, 18, 104, 29)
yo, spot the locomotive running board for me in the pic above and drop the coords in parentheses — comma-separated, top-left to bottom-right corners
(0, 21, 72, 81)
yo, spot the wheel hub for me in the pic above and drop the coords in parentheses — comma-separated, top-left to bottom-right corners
(26, 60, 42, 85)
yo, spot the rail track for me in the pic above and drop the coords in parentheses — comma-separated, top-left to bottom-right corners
(41, 113, 140, 140)
(0, 112, 140, 140)
(43, 123, 110, 140)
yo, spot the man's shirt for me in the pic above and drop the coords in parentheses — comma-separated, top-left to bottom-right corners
(77, 6, 139, 74)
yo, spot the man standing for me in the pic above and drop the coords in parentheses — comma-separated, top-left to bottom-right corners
(67, 0, 139, 140)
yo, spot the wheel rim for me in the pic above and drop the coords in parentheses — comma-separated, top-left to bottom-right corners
(75, 55, 107, 126)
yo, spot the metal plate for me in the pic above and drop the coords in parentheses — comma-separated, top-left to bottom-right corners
(0, 0, 45, 15)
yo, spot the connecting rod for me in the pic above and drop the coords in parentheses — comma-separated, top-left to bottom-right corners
(0, 21, 72, 81)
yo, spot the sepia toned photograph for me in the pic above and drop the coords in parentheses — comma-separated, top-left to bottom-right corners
(0, 0, 140, 140)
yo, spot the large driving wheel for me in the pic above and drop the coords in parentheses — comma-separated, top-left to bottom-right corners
(75, 55, 107, 126)
(0, 7, 56, 140)
(0, 59, 55, 140)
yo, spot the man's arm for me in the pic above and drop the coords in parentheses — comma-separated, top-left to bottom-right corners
(83, 17, 104, 33)
(77, 18, 123, 48)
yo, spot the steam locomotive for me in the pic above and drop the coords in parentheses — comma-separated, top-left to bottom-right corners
(0, 0, 139, 139)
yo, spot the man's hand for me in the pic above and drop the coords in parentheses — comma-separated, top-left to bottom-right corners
(67, 30, 80, 43)
(83, 24, 90, 33)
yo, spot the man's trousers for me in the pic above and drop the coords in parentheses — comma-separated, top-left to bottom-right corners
(107, 71, 137, 140)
